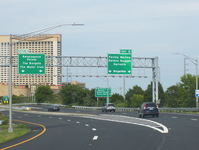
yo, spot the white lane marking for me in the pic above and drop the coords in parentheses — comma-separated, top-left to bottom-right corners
(172, 116, 178, 119)
(85, 124, 89, 127)
(76, 121, 80, 124)
(49, 116, 52, 118)
(83, 115, 169, 134)
(93, 136, 98, 140)
(92, 128, 96, 131)
(59, 118, 63, 120)
(67, 119, 71, 121)
(191, 118, 198, 121)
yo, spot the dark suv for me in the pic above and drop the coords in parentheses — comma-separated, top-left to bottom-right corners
(138, 102, 159, 118)
(48, 106, 60, 111)
(102, 103, 116, 112)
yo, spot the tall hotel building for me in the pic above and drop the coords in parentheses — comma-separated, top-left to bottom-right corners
(0, 34, 62, 86)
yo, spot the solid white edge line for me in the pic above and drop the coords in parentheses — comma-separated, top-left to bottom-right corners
(83, 115, 169, 134)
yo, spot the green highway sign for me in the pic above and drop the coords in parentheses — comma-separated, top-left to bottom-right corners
(95, 88, 111, 97)
(18, 54, 46, 74)
(108, 53, 132, 74)
(3, 96, 9, 104)
(120, 49, 132, 54)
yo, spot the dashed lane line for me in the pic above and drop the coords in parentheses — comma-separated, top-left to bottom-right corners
(92, 128, 97, 131)
(93, 136, 98, 140)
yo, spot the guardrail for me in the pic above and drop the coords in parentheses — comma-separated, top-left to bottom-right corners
(12, 103, 67, 107)
(72, 106, 199, 112)
(72, 106, 138, 111)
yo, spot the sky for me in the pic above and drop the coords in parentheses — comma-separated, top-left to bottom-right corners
(1, 0, 199, 94)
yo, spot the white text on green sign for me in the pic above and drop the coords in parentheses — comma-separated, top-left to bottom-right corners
(18, 54, 46, 74)
(108, 54, 132, 74)
(95, 88, 111, 97)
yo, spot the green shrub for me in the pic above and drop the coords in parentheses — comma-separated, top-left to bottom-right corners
(0, 113, 8, 125)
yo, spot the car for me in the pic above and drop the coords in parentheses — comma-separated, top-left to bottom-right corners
(102, 103, 116, 112)
(48, 105, 60, 111)
(138, 102, 159, 118)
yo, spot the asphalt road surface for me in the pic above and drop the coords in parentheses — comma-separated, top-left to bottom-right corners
(0, 106, 199, 150)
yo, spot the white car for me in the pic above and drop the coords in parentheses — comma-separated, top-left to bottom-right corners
(102, 103, 116, 112)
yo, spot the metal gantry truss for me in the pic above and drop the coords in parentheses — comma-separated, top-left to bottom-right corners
(0, 55, 159, 103)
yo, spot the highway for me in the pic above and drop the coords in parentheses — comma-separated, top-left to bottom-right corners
(0, 106, 199, 150)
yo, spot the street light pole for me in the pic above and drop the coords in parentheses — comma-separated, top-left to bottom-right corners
(173, 53, 198, 108)
(8, 23, 84, 132)
(8, 35, 13, 132)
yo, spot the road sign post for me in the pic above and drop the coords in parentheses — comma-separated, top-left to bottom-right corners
(18, 54, 46, 74)
(108, 54, 132, 74)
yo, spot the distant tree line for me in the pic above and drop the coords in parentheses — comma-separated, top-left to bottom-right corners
(12, 74, 198, 108)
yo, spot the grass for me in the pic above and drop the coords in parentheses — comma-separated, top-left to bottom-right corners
(0, 114, 31, 144)
(0, 124, 31, 144)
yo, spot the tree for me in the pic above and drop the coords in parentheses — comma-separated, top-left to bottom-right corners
(60, 84, 88, 105)
(165, 85, 181, 107)
(129, 94, 144, 107)
(125, 85, 144, 106)
(110, 93, 124, 103)
(179, 74, 196, 107)
(110, 93, 125, 107)
(35, 85, 54, 103)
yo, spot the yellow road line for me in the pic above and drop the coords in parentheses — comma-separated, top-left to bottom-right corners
(1, 120, 47, 150)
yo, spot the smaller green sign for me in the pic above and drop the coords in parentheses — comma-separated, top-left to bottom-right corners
(3, 96, 9, 104)
(95, 88, 111, 97)
(120, 49, 132, 54)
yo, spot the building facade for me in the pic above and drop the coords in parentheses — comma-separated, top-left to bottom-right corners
(0, 34, 62, 86)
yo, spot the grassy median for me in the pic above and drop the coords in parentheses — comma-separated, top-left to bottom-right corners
(0, 114, 31, 144)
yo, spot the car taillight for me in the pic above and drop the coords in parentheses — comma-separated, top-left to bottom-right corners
(144, 104, 147, 110)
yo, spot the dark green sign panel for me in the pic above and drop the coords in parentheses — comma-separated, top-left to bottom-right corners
(18, 54, 46, 74)
(95, 88, 111, 97)
(108, 54, 132, 74)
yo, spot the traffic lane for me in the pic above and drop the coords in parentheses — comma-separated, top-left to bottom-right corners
(154, 113, 199, 150)
(134, 112, 199, 150)
(84, 119, 166, 150)
(109, 111, 199, 150)
(1, 111, 166, 150)
(25, 114, 167, 150)
(1, 111, 97, 150)
(29, 105, 102, 115)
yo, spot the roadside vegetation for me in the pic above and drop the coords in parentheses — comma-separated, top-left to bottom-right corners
(11, 74, 199, 108)
(0, 113, 31, 144)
